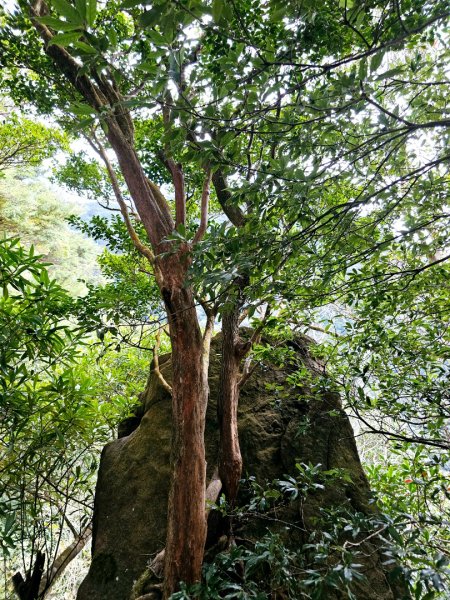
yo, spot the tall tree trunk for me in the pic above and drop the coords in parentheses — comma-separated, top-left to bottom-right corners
(159, 252, 208, 598)
(28, 12, 213, 595)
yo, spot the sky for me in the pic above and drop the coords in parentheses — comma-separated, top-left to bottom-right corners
(3, 0, 17, 12)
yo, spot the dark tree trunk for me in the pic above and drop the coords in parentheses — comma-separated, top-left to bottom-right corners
(12, 551, 45, 600)
(217, 308, 244, 507)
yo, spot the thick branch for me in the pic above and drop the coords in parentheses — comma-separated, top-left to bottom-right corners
(212, 170, 246, 227)
(31, 0, 174, 247)
(153, 330, 172, 395)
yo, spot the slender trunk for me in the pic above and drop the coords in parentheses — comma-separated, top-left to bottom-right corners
(104, 124, 208, 598)
(218, 309, 244, 506)
(160, 253, 208, 599)
(26, 14, 211, 595)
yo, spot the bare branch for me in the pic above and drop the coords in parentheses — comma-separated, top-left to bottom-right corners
(238, 305, 271, 387)
(39, 524, 92, 597)
(167, 159, 186, 227)
(212, 170, 246, 227)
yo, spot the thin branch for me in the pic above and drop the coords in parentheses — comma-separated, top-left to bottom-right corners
(86, 133, 156, 265)
(238, 305, 271, 387)
(167, 159, 186, 227)
(193, 168, 212, 244)
(38, 523, 92, 597)
(153, 330, 172, 395)
(238, 360, 259, 390)
(212, 170, 247, 227)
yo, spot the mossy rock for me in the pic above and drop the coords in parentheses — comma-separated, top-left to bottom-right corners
(77, 334, 402, 600)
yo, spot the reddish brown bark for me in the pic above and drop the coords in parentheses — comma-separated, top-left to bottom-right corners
(158, 252, 208, 598)
(99, 107, 209, 596)
(29, 9, 245, 595)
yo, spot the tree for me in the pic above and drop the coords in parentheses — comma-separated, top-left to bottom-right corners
(1, 0, 449, 597)
(0, 104, 65, 173)
(0, 169, 101, 293)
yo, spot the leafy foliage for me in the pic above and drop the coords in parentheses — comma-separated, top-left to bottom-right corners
(0, 170, 101, 294)
(0, 238, 144, 598)
(0, 108, 66, 173)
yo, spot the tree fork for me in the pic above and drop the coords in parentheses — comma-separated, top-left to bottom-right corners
(29, 11, 213, 595)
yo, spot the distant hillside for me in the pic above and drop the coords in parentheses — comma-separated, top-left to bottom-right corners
(0, 169, 104, 295)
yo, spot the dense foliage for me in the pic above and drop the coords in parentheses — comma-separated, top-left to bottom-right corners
(0, 237, 151, 599)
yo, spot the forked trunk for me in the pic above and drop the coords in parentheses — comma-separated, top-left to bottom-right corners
(27, 13, 211, 595)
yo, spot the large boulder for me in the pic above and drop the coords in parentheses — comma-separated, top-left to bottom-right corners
(78, 335, 401, 600)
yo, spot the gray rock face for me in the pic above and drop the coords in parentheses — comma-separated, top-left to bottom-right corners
(78, 335, 399, 600)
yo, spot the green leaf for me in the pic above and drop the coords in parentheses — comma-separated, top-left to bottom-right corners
(48, 31, 82, 47)
(86, 0, 97, 28)
(212, 0, 223, 22)
(50, 0, 84, 25)
(136, 61, 157, 74)
(107, 28, 118, 48)
(370, 51, 384, 73)
(375, 66, 404, 81)
(69, 103, 95, 116)
(139, 7, 164, 28)
(358, 58, 368, 81)
(145, 29, 168, 46)
(75, 0, 86, 19)
(120, 0, 143, 7)
(38, 15, 82, 31)
(387, 525, 403, 546)
(72, 40, 97, 53)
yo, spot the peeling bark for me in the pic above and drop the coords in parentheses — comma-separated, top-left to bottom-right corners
(160, 255, 208, 598)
